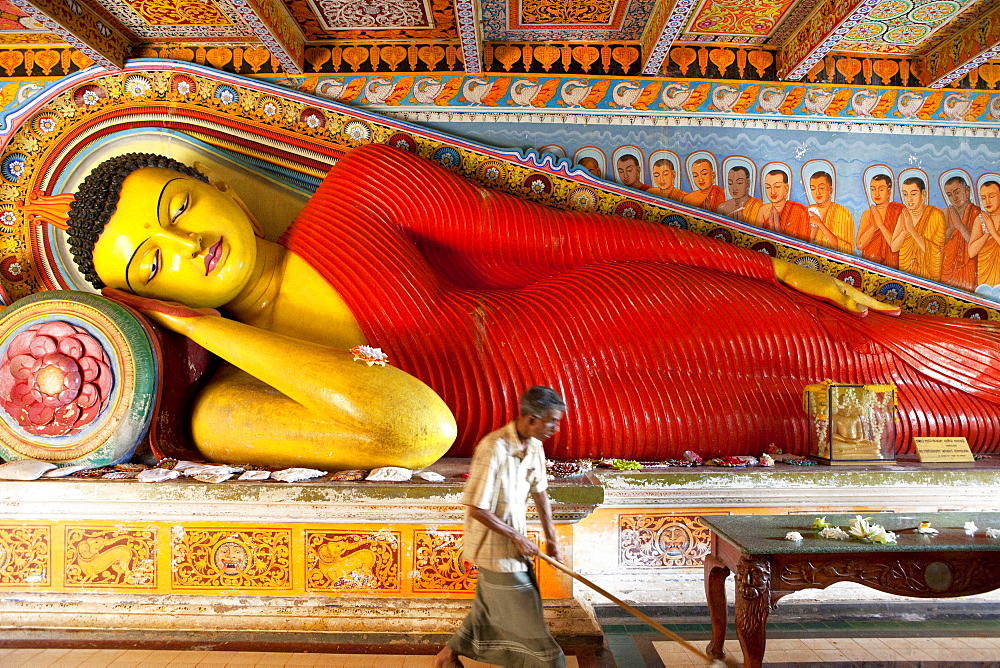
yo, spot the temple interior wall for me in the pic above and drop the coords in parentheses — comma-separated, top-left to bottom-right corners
(2, 66, 1000, 643)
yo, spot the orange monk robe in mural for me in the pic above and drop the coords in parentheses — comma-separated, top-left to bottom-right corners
(757, 170, 810, 242)
(683, 185, 726, 211)
(809, 202, 855, 254)
(894, 178, 945, 282)
(683, 159, 726, 212)
(716, 167, 761, 224)
(857, 179, 902, 268)
(897, 208, 946, 281)
(942, 179, 980, 291)
(972, 181, 1000, 288)
(761, 201, 810, 241)
(807, 173, 854, 254)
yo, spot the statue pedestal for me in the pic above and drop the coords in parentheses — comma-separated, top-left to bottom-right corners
(0, 459, 604, 653)
(2, 457, 1000, 650)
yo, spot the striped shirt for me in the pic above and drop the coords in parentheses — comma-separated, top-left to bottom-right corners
(461, 421, 548, 572)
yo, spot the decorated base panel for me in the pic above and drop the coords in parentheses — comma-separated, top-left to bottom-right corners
(0, 463, 997, 644)
(0, 520, 569, 598)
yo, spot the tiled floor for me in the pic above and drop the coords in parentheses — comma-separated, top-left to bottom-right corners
(0, 649, 580, 667)
(3, 620, 1000, 666)
(654, 637, 1000, 666)
(603, 615, 1000, 666)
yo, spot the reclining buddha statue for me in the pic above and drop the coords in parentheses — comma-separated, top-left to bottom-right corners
(61, 142, 1000, 469)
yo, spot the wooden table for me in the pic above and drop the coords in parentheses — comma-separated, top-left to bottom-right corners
(701, 512, 1000, 668)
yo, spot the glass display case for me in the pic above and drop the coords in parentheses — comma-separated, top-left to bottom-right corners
(803, 381, 896, 465)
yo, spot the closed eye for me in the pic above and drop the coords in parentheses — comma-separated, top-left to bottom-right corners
(148, 248, 161, 283)
(170, 193, 189, 223)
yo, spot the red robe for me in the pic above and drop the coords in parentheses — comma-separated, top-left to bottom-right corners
(943, 204, 981, 292)
(779, 200, 810, 242)
(282, 144, 1000, 459)
(860, 202, 903, 268)
(684, 185, 726, 212)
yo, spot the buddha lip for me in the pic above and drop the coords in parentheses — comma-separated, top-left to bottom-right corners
(205, 238, 223, 275)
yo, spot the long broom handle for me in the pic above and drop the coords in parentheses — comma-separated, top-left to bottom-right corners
(537, 552, 731, 667)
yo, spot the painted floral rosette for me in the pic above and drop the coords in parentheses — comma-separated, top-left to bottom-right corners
(0, 291, 157, 467)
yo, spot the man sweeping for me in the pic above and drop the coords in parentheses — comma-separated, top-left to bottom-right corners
(435, 386, 567, 668)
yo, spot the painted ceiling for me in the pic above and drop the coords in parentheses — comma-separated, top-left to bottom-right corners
(0, 0, 997, 89)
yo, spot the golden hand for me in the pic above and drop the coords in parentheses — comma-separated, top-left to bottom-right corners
(101, 287, 220, 335)
(771, 258, 900, 316)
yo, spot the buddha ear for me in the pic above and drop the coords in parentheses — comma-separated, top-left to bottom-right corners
(193, 161, 266, 239)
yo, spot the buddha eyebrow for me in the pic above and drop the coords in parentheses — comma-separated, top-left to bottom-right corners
(124, 177, 183, 292)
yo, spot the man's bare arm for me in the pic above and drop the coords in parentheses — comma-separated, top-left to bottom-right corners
(467, 505, 538, 557)
(532, 491, 565, 564)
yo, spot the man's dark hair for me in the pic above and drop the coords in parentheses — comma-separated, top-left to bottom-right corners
(67, 153, 207, 288)
(729, 166, 750, 179)
(945, 175, 969, 188)
(653, 158, 675, 170)
(520, 386, 566, 417)
(616, 154, 640, 167)
(902, 176, 926, 191)
(810, 171, 833, 185)
(871, 173, 893, 188)
(766, 169, 788, 183)
(983, 180, 1000, 193)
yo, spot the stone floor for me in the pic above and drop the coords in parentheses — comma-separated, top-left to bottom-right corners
(3, 611, 1000, 666)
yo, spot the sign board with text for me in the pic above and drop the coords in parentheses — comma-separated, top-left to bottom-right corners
(912, 437, 975, 463)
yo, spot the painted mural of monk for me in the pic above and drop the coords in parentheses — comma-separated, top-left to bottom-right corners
(891, 176, 945, 282)
(575, 157, 603, 179)
(757, 169, 809, 241)
(942, 175, 980, 291)
(856, 174, 902, 268)
(806, 171, 854, 253)
(682, 158, 725, 211)
(616, 154, 650, 191)
(716, 166, 762, 224)
(647, 158, 688, 202)
(970, 180, 1000, 289)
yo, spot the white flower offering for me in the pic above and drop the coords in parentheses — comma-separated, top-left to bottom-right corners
(784, 531, 804, 541)
(915, 521, 938, 535)
(986, 528, 1000, 539)
(350, 345, 389, 366)
(819, 526, 849, 540)
(965, 521, 978, 536)
(848, 515, 897, 544)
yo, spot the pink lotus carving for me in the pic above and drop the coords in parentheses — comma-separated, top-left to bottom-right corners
(0, 321, 113, 437)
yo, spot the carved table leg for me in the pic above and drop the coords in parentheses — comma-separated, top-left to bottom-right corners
(734, 556, 772, 668)
(704, 552, 731, 660)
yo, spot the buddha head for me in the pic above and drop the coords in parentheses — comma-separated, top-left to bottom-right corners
(67, 153, 259, 308)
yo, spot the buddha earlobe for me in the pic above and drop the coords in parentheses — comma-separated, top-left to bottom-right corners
(194, 161, 266, 239)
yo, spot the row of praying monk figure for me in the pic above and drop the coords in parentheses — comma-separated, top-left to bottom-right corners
(576, 152, 1000, 293)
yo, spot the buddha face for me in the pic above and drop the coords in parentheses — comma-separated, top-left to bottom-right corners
(652, 162, 675, 189)
(692, 160, 714, 191)
(616, 158, 641, 187)
(809, 176, 832, 205)
(92, 167, 257, 308)
(945, 180, 971, 207)
(981, 183, 1000, 214)
(764, 172, 788, 203)
(727, 169, 749, 199)
(901, 182, 925, 211)
(869, 177, 891, 205)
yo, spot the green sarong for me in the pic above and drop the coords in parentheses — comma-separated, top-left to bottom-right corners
(447, 567, 566, 668)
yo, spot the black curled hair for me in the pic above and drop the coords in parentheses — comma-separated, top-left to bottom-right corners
(67, 153, 207, 288)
